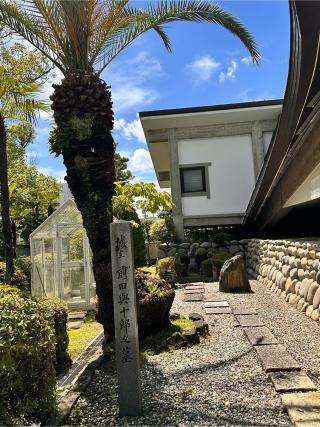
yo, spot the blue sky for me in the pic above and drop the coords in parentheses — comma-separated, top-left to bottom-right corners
(28, 1, 290, 187)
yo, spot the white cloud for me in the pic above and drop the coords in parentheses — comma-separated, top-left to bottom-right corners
(187, 55, 220, 83)
(129, 148, 153, 173)
(219, 60, 238, 83)
(38, 166, 66, 181)
(112, 86, 158, 113)
(114, 114, 146, 144)
(241, 56, 253, 65)
(105, 51, 162, 113)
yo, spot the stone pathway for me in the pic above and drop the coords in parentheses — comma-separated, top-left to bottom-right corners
(183, 281, 320, 426)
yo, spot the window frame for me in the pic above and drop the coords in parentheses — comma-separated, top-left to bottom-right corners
(179, 162, 211, 198)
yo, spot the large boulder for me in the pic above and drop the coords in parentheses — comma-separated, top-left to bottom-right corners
(219, 255, 252, 293)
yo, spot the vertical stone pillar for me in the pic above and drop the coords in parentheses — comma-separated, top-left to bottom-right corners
(168, 129, 184, 242)
(110, 220, 142, 417)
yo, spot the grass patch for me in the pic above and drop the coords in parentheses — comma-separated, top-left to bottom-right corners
(68, 320, 103, 360)
(141, 317, 194, 354)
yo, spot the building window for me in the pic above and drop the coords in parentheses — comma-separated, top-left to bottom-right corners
(180, 166, 206, 194)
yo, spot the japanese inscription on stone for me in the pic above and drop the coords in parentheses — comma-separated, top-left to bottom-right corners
(111, 220, 142, 417)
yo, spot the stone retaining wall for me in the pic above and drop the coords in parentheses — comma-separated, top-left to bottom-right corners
(246, 239, 320, 322)
(157, 240, 249, 261)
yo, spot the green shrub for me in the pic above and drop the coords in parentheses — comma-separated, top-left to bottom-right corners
(200, 258, 213, 277)
(157, 257, 175, 274)
(15, 256, 31, 286)
(120, 209, 146, 267)
(0, 261, 30, 293)
(149, 219, 168, 243)
(212, 251, 231, 273)
(39, 297, 71, 372)
(212, 232, 232, 245)
(0, 291, 56, 424)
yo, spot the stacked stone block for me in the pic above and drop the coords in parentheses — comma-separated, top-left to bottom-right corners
(157, 240, 249, 261)
(246, 239, 320, 322)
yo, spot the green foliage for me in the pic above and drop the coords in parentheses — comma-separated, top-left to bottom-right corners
(113, 181, 172, 219)
(0, 290, 56, 424)
(68, 228, 83, 261)
(149, 219, 168, 243)
(0, 260, 29, 292)
(0, 1, 259, 76)
(157, 257, 175, 274)
(212, 232, 232, 245)
(119, 209, 146, 268)
(212, 251, 231, 273)
(38, 297, 70, 372)
(7, 134, 60, 242)
(200, 258, 213, 277)
(114, 143, 133, 182)
(146, 279, 165, 298)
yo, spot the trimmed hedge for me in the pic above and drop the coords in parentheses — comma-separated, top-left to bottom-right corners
(0, 286, 56, 424)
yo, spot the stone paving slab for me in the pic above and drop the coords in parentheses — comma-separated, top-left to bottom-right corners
(204, 294, 225, 302)
(184, 294, 204, 302)
(69, 312, 86, 320)
(232, 308, 257, 315)
(236, 314, 264, 327)
(269, 371, 317, 393)
(204, 301, 229, 308)
(68, 321, 83, 330)
(205, 307, 231, 314)
(185, 286, 204, 290)
(244, 326, 278, 346)
(255, 344, 301, 372)
(281, 392, 320, 426)
(186, 282, 204, 286)
(184, 289, 205, 294)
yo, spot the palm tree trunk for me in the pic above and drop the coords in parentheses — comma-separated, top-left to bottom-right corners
(51, 74, 115, 337)
(0, 113, 15, 283)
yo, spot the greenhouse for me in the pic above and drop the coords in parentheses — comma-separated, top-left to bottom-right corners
(30, 199, 96, 310)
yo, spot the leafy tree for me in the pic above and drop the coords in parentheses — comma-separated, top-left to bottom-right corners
(6, 123, 60, 244)
(113, 182, 173, 266)
(114, 143, 133, 182)
(0, 76, 48, 283)
(0, 0, 259, 335)
(0, 41, 51, 282)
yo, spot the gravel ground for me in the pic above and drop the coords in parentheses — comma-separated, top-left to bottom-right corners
(67, 281, 294, 427)
(226, 280, 320, 388)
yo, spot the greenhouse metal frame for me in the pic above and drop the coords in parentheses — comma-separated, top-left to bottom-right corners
(30, 199, 96, 310)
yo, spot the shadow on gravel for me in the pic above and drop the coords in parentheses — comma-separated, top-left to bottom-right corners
(172, 346, 254, 376)
(67, 348, 289, 427)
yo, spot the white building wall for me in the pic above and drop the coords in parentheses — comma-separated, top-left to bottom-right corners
(178, 135, 255, 217)
(284, 162, 320, 207)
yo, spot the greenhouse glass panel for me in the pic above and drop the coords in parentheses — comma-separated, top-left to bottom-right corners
(30, 199, 96, 310)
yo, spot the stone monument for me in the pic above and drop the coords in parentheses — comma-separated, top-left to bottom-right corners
(219, 255, 252, 293)
(110, 220, 142, 417)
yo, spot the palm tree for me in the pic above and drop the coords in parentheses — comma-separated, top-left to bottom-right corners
(0, 73, 47, 282)
(0, 0, 259, 336)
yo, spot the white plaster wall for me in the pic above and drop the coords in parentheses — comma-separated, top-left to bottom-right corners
(178, 135, 255, 216)
(263, 131, 273, 156)
(284, 162, 320, 207)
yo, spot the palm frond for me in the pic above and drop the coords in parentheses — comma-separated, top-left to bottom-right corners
(0, 1, 65, 72)
(92, 0, 259, 72)
(0, 75, 49, 123)
(0, 0, 259, 76)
